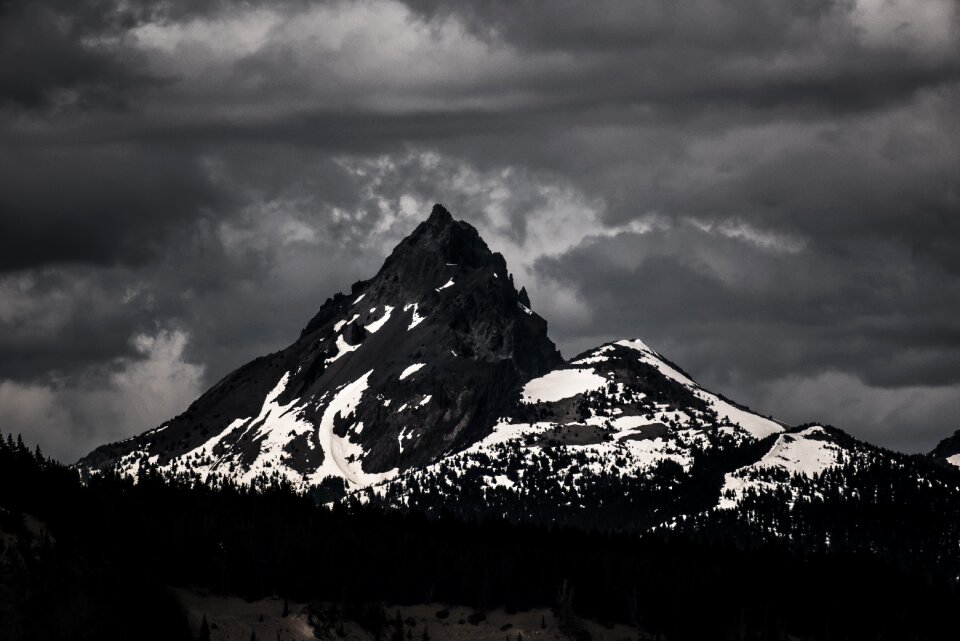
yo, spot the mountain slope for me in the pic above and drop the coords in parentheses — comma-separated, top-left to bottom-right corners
(79, 205, 562, 494)
(78, 204, 960, 559)
(360, 335, 960, 550)
(363, 339, 790, 528)
(930, 428, 960, 467)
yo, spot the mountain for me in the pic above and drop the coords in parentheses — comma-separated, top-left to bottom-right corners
(931, 429, 960, 467)
(80, 205, 562, 497)
(79, 205, 960, 552)
(367, 338, 786, 528)
(364, 340, 960, 541)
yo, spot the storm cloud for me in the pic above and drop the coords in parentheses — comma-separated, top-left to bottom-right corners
(1, 0, 958, 460)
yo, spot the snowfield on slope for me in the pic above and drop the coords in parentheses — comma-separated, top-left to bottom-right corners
(111, 370, 399, 491)
(615, 340, 783, 439)
(717, 425, 843, 509)
(364, 305, 394, 333)
(520, 368, 608, 404)
(399, 363, 425, 380)
(368, 417, 699, 505)
(308, 370, 397, 487)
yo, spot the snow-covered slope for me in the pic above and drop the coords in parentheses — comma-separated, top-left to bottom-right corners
(365, 340, 789, 525)
(717, 425, 847, 509)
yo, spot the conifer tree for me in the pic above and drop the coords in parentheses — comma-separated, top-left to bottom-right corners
(198, 614, 210, 641)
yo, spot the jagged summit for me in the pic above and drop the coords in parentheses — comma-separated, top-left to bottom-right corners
(427, 202, 454, 224)
(378, 203, 506, 281)
(80, 204, 562, 494)
(301, 204, 510, 337)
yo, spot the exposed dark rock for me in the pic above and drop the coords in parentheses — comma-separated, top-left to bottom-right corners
(79, 204, 563, 480)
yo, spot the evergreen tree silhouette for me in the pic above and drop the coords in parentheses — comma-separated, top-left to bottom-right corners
(198, 614, 210, 641)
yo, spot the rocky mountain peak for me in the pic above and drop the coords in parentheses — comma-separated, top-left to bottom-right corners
(376, 203, 507, 284)
(426, 202, 454, 226)
(80, 204, 562, 493)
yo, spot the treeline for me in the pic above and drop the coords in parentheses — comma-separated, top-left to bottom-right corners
(1, 431, 959, 641)
(370, 429, 776, 532)
(0, 433, 191, 641)
(679, 443, 960, 580)
(371, 425, 960, 585)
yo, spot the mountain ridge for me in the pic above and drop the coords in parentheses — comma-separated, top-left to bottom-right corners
(931, 428, 960, 467)
(78, 204, 960, 541)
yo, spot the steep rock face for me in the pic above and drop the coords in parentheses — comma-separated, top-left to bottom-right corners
(79, 205, 563, 491)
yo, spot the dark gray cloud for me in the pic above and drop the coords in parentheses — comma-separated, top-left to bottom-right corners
(0, 146, 230, 270)
(1, 0, 958, 459)
(0, 0, 161, 111)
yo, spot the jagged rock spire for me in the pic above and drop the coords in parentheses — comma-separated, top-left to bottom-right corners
(79, 203, 562, 486)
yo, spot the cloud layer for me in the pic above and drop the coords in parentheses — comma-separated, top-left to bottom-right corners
(1, 0, 958, 459)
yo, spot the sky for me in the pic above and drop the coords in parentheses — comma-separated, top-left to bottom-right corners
(1, 0, 958, 461)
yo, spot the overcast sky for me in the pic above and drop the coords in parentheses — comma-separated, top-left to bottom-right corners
(1, 0, 959, 461)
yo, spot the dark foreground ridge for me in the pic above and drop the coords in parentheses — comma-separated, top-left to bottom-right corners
(4, 435, 960, 641)
(931, 428, 960, 464)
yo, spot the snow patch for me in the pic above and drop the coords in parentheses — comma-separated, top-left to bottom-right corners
(572, 345, 615, 365)
(491, 474, 515, 489)
(309, 369, 397, 487)
(710, 397, 782, 440)
(364, 305, 394, 333)
(609, 415, 654, 430)
(521, 368, 608, 404)
(398, 427, 414, 454)
(325, 334, 360, 363)
(616, 338, 657, 356)
(403, 303, 426, 330)
(616, 338, 781, 439)
(334, 314, 360, 332)
(399, 363, 425, 380)
(171, 372, 318, 488)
